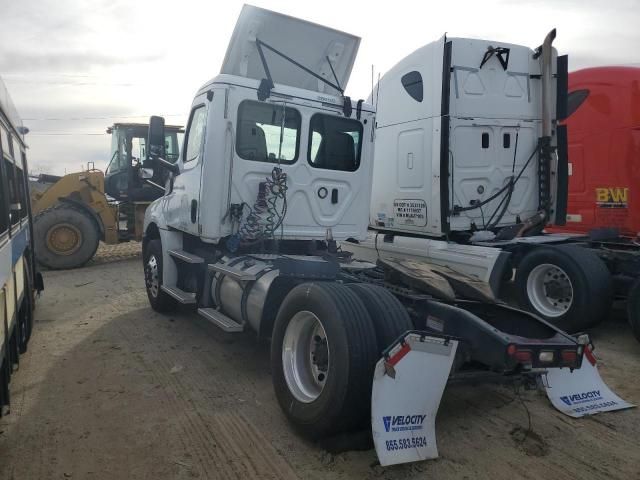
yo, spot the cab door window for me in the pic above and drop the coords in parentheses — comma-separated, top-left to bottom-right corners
(183, 106, 207, 163)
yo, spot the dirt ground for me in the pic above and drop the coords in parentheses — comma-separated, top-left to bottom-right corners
(1, 243, 639, 480)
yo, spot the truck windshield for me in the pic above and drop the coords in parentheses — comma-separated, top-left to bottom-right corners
(308, 114, 362, 171)
(106, 130, 181, 174)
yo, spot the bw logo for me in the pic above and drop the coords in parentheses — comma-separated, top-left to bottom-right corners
(560, 396, 572, 406)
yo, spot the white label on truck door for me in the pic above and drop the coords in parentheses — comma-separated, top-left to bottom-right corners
(544, 347, 635, 418)
(393, 199, 427, 227)
(371, 333, 458, 466)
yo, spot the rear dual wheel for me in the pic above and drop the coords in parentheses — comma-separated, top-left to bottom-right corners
(515, 245, 612, 332)
(270, 282, 411, 439)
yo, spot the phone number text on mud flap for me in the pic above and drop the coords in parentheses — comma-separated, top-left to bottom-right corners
(572, 400, 618, 414)
(385, 436, 428, 451)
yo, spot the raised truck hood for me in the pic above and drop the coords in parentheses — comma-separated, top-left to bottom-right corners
(221, 4, 360, 95)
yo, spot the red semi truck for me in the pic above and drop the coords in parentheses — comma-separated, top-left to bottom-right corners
(558, 66, 640, 236)
(550, 66, 640, 339)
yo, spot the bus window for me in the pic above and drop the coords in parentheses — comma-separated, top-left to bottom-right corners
(20, 150, 28, 219)
(5, 157, 20, 226)
(0, 155, 7, 235)
(0, 125, 9, 159)
(16, 163, 27, 220)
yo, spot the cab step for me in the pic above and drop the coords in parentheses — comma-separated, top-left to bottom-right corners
(208, 263, 257, 282)
(198, 308, 244, 332)
(161, 285, 197, 304)
(168, 249, 204, 264)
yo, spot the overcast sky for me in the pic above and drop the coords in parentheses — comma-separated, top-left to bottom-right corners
(1, 0, 638, 175)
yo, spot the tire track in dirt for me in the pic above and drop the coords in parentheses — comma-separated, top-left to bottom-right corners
(441, 387, 636, 480)
(131, 331, 298, 479)
(98, 294, 235, 479)
(105, 295, 299, 480)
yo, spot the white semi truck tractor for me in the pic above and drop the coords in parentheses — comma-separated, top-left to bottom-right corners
(344, 30, 613, 333)
(139, 5, 611, 466)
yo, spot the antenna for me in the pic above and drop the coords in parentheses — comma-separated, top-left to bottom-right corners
(371, 64, 374, 96)
(375, 73, 381, 111)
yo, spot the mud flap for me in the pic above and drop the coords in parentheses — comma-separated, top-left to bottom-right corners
(371, 333, 458, 466)
(544, 347, 635, 417)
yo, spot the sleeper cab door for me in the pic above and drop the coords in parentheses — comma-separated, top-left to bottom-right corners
(164, 96, 208, 234)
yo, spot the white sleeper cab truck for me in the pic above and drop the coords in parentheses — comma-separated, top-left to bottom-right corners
(141, 7, 627, 466)
(344, 31, 614, 333)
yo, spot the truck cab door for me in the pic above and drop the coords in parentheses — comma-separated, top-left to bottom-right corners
(164, 97, 208, 234)
(227, 98, 372, 241)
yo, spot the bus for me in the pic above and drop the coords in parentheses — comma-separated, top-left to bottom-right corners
(0, 75, 42, 416)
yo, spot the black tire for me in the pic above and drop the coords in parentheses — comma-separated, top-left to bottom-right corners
(515, 244, 612, 332)
(143, 239, 177, 312)
(626, 278, 640, 342)
(270, 282, 378, 439)
(345, 283, 413, 354)
(34, 204, 100, 270)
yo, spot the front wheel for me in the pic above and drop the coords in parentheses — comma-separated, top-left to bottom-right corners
(270, 282, 378, 439)
(34, 204, 100, 270)
(143, 239, 177, 313)
(515, 244, 612, 332)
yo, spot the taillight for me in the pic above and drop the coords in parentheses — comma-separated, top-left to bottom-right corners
(561, 350, 577, 364)
(514, 350, 533, 363)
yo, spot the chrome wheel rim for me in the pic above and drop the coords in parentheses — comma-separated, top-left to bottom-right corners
(527, 263, 573, 318)
(282, 311, 329, 403)
(145, 255, 160, 298)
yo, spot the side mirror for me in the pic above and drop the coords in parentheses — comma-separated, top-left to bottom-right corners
(147, 115, 166, 160)
(146, 115, 180, 176)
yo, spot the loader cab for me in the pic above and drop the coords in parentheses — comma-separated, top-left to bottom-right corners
(105, 123, 183, 202)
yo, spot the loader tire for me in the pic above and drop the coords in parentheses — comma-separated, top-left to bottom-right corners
(515, 244, 612, 333)
(346, 283, 413, 354)
(271, 282, 378, 439)
(34, 204, 100, 270)
(143, 239, 177, 313)
(626, 278, 640, 342)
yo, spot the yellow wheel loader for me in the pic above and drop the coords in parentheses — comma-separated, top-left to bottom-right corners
(30, 122, 183, 269)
